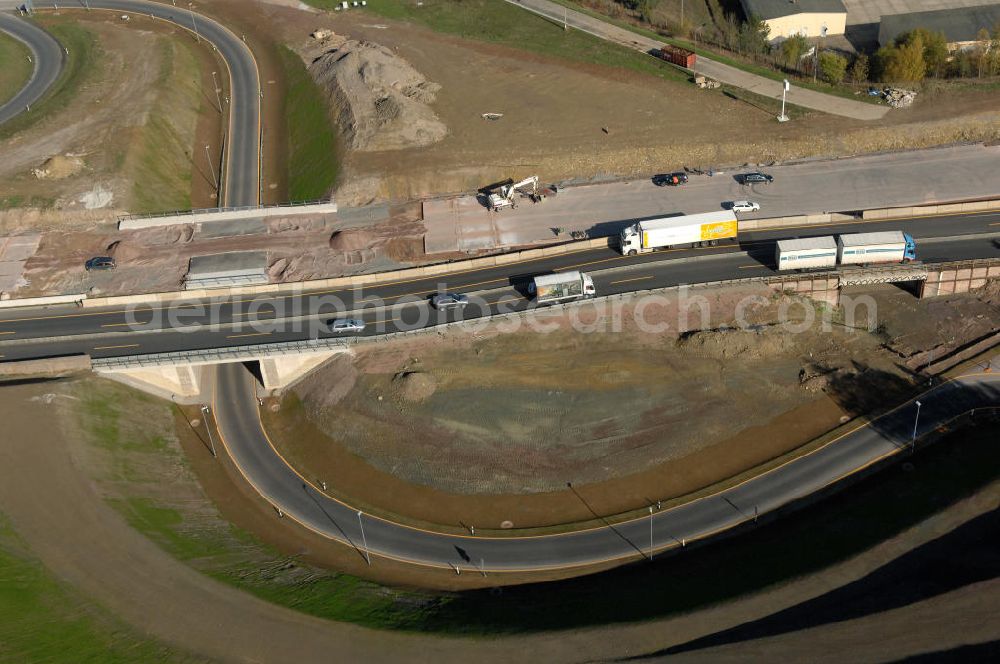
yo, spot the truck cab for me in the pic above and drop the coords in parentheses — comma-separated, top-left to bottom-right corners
(620, 224, 642, 255)
(903, 233, 917, 261)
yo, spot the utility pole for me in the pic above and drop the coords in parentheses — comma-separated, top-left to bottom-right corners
(200, 405, 217, 458)
(911, 400, 922, 453)
(357, 510, 371, 566)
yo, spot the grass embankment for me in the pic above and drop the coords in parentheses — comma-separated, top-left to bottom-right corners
(0, 22, 96, 141)
(68, 378, 999, 635)
(0, 31, 33, 108)
(308, 0, 689, 85)
(125, 37, 201, 213)
(277, 46, 339, 201)
(0, 515, 182, 662)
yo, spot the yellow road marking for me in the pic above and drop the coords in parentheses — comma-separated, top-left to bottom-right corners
(100, 321, 149, 328)
(93, 343, 140, 351)
(493, 296, 520, 306)
(610, 275, 653, 285)
(0, 331, 15, 335)
(226, 331, 272, 339)
(989, 222, 1000, 226)
(737, 264, 767, 269)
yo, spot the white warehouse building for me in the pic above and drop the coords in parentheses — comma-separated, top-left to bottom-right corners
(739, 0, 848, 41)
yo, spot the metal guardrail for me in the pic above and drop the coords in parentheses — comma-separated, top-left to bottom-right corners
(116, 199, 335, 223)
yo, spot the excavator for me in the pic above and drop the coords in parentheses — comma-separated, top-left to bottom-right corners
(485, 175, 540, 212)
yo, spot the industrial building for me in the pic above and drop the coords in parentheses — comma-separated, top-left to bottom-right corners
(739, 0, 848, 40)
(878, 3, 1000, 49)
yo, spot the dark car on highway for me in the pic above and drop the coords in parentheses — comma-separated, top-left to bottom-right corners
(740, 172, 773, 184)
(653, 172, 688, 187)
(85, 256, 116, 271)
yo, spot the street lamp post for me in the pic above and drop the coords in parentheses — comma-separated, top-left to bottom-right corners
(778, 79, 790, 122)
(200, 405, 217, 458)
(205, 145, 218, 192)
(911, 400, 922, 453)
(211, 71, 223, 113)
(648, 506, 654, 561)
(188, 3, 200, 41)
(357, 510, 371, 566)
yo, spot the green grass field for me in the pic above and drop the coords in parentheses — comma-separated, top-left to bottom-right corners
(0, 30, 33, 108)
(306, 0, 688, 84)
(0, 21, 97, 141)
(277, 46, 339, 201)
(0, 515, 183, 662)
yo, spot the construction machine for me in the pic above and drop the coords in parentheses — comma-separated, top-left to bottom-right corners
(486, 175, 539, 212)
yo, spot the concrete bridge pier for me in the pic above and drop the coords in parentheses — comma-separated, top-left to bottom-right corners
(100, 364, 208, 404)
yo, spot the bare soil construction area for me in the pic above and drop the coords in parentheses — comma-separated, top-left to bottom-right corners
(245, 1, 1000, 205)
(0, 12, 222, 229)
(264, 281, 1000, 529)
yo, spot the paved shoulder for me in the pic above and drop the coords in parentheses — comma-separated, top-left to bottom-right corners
(506, 0, 888, 121)
(0, 11, 64, 126)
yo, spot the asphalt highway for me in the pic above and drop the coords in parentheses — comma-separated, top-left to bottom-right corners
(28, 0, 261, 206)
(213, 360, 999, 570)
(0, 212, 998, 362)
(0, 10, 63, 125)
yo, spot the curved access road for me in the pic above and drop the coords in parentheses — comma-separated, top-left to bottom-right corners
(213, 359, 999, 572)
(28, 0, 260, 206)
(0, 10, 64, 125)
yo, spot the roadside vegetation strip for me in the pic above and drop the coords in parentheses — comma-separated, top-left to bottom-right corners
(59, 377, 1000, 633)
(126, 37, 202, 214)
(0, 514, 181, 661)
(307, 0, 687, 84)
(0, 30, 33, 108)
(0, 21, 97, 141)
(277, 46, 340, 201)
(538, 0, 883, 105)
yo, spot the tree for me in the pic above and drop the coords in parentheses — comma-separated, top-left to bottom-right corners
(781, 34, 808, 70)
(737, 13, 770, 57)
(818, 52, 847, 85)
(849, 53, 870, 84)
(897, 28, 948, 77)
(877, 33, 927, 83)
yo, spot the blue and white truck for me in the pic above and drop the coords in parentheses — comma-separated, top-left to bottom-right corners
(776, 231, 916, 271)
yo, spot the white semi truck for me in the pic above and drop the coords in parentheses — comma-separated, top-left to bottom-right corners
(619, 211, 738, 256)
(775, 237, 839, 270)
(529, 271, 595, 305)
(776, 231, 917, 271)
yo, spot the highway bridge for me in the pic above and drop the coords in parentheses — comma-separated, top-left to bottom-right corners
(1, 0, 998, 575)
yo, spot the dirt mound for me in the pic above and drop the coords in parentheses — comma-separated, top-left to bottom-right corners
(678, 325, 804, 360)
(328, 228, 376, 251)
(31, 155, 84, 180)
(295, 354, 357, 410)
(307, 39, 446, 151)
(392, 371, 436, 403)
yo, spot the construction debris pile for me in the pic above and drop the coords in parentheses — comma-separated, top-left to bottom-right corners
(883, 87, 917, 108)
(306, 30, 447, 151)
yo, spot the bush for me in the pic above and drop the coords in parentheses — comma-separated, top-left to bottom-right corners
(780, 34, 808, 70)
(818, 52, 847, 85)
(849, 53, 869, 84)
(876, 34, 926, 83)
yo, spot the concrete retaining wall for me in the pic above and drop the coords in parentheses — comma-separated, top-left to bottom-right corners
(862, 199, 1000, 220)
(118, 201, 339, 230)
(0, 293, 87, 309)
(921, 263, 1000, 297)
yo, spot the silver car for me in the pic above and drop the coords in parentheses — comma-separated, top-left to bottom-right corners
(430, 292, 469, 310)
(731, 200, 760, 213)
(327, 318, 366, 334)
